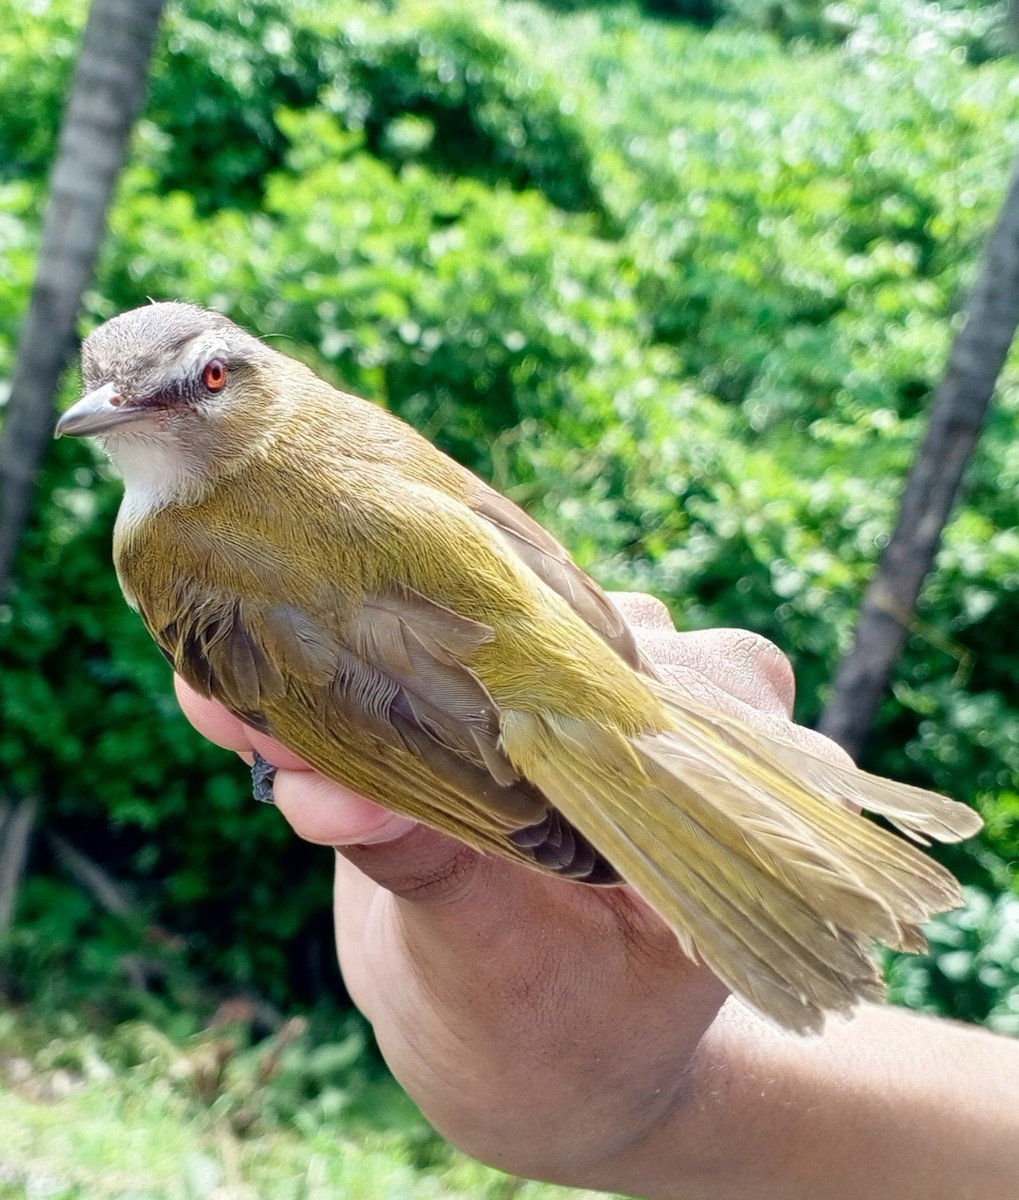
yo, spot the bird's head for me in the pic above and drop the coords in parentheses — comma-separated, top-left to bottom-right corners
(57, 301, 292, 508)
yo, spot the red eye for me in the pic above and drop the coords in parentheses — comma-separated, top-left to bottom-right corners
(202, 359, 227, 392)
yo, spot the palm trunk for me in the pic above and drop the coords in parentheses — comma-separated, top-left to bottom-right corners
(0, 0, 165, 594)
(818, 149, 1019, 760)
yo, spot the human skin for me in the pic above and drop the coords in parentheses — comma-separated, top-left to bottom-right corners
(175, 594, 1019, 1199)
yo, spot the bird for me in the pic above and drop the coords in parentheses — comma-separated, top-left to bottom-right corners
(56, 300, 982, 1033)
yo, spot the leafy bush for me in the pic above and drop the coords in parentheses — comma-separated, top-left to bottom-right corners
(888, 886, 1019, 1032)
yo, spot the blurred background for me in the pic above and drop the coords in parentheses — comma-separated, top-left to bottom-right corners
(1, 0, 1018, 1195)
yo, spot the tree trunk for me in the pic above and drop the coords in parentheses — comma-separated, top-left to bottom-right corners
(0, 795, 39, 935)
(818, 150, 1019, 760)
(0, 0, 165, 595)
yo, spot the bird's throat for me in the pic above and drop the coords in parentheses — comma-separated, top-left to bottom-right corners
(109, 431, 213, 525)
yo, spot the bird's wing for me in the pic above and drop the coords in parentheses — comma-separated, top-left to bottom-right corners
(147, 574, 618, 883)
(467, 482, 646, 671)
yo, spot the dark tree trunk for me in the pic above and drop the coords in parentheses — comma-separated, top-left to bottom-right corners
(0, 796, 38, 935)
(818, 150, 1019, 760)
(0, 0, 165, 595)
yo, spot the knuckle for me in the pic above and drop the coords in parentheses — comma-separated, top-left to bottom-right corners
(733, 630, 796, 710)
(608, 591, 675, 632)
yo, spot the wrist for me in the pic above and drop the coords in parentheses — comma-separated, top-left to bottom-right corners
(589, 1002, 1019, 1200)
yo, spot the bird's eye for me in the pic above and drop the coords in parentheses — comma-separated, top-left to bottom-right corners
(202, 359, 228, 392)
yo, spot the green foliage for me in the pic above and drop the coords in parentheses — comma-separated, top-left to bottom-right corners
(140, 0, 608, 219)
(888, 886, 1019, 1032)
(146, 0, 323, 213)
(0, 1011, 606, 1199)
(0, 0, 80, 183)
(2, 0, 1019, 1030)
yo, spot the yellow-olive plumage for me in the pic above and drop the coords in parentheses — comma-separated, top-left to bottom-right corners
(58, 302, 982, 1033)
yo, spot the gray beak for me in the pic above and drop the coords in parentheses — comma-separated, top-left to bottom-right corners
(55, 381, 148, 438)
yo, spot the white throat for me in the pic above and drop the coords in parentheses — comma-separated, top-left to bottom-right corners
(105, 430, 209, 527)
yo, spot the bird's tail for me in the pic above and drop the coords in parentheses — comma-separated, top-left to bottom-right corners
(501, 688, 981, 1033)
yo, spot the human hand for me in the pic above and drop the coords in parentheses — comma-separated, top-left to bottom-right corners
(176, 593, 850, 1189)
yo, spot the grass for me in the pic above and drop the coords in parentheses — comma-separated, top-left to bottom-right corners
(0, 1009, 618, 1200)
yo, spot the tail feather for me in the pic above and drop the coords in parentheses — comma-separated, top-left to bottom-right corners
(650, 679, 982, 845)
(641, 720, 966, 931)
(636, 742, 905, 942)
(753, 740, 980, 844)
(500, 702, 980, 1033)
(649, 682, 977, 926)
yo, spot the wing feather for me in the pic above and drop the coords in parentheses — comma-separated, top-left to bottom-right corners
(468, 483, 644, 670)
(148, 575, 613, 882)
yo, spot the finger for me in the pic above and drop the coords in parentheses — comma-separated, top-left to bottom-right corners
(606, 591, 675, 632)
(175, 676, 256, 752)
(635, 625, 852, 768)
(271, 767, 416, 846)
(331, 837, 496, 1021)
(605, 596, 797, 717)
(174, 675, 317, 770)
(175, 674, 423, 846)
(645, 628, 797, 717)
(331, 847, 543, 1021)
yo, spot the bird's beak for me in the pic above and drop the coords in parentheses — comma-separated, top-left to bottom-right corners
(55, 382, 150, 438)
